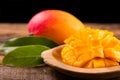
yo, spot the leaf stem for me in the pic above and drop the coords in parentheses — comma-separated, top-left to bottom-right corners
(0, 55, 4, 64)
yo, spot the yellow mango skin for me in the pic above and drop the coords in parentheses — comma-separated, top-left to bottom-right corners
(61, 27, 120, 68)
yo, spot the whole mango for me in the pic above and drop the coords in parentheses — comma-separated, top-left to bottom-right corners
(27, 9, 84, 44)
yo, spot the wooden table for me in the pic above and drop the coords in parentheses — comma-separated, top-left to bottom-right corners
(0, 23, 120, 80)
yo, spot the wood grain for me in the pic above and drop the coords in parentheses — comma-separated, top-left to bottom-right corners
(0, 23, 120, 80)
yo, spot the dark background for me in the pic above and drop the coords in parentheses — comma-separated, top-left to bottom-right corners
(0, 0, 120, 23)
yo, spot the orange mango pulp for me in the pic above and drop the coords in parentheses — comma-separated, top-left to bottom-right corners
(84, 58, 119, 68)
(61, 27, 120, 68)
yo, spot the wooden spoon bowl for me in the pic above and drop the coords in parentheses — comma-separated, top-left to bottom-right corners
(41, 45, 120, 80)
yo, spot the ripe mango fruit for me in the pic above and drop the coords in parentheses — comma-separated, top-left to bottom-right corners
(61, 27, 120, 68)
(27, 9, 84, 44)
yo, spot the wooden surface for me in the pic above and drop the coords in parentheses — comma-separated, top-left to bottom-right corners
(0, 23, 120, 80)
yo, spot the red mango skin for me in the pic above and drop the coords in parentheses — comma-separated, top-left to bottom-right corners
(28, 10, 84, 44)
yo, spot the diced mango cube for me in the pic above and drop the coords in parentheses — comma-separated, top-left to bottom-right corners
(61, 27, 120, 68)
(104, 48, 120, 62)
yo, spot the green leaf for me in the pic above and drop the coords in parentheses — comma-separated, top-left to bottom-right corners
(3, 45, 50, 67)
(2, 36, 59, 48)
(0, 46, 18, 54)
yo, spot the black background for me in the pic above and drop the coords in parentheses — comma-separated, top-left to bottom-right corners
(0, 0, 120, 23)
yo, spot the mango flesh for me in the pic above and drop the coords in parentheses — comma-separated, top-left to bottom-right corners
(84, 58, 119, 68)
(28, 9, 84, 44)
(61, 45, 104, 67)
(104, 48, 120, 62)
(61, 27, 120, 68)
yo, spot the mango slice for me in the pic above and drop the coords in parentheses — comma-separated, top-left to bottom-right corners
(84, 58, 119, 68)
(61, 45, 76, 66)
(61, 45, 104, 67)
(104, 58, 119, 67)
(61, 27, 120, 68)
(84, 58, 105, 68)
(104, 48, 120, 62)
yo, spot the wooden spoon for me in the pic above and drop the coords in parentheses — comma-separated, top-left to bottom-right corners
(41, 45, 120, 80)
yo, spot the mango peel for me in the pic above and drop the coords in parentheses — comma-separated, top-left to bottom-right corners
(27, 9, 84, 44)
